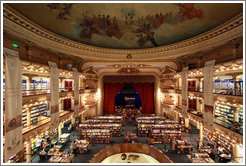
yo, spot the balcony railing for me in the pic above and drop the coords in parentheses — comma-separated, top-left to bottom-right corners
(22, 89, 50, 96)
(59, 88, 73, 93)
(214, 118, 243, 135)
(213, 89, 243, 96)
(187, 109, 203, 118)
(188, 87, 204, 93)
(3, 88, 77, 99)
(180, 87, 243, 96)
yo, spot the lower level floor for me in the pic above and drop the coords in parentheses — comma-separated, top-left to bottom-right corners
(26, 121, 239, 163)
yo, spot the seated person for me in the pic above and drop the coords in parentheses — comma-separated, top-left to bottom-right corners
(54, 149, 60, 155)
(207, 142, 214, 149)
(209, 149, 216, 160)
(218, 146, 224, 154)
(150, 138, 154, 145)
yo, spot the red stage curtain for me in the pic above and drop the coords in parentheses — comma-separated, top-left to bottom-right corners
(104, 83, 125, 114)
(132, 83, 154, 114)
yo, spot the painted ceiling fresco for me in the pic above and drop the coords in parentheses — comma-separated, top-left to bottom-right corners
(8, 3, 243, 49)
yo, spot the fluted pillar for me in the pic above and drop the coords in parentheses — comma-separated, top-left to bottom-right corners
(26, 140, 31, 163)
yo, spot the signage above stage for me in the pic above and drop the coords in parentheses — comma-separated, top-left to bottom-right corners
(104, 75, 155, 83)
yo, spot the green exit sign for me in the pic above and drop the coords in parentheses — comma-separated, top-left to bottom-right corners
(12, 43, 18, 48)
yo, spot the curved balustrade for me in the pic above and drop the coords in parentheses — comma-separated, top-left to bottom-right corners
(89, 143, 173, 163)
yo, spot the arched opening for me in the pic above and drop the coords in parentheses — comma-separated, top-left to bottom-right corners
(115, 83, 141, 109)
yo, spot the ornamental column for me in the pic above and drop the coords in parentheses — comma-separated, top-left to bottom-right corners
(26, 140, 32, 163)
(231, 75, 237, 95)
(174, 111, 179, 123)
(196, 121, 200, 129)
(58, 123, 63, 142)
(81, 113, 85, 123)
(233, 143, 241, 163)
(185, 118, 189, 128)
(26, 76, 33, 91)
(98, 74, 104, 116)
(154, 74, 161, 116)
(59, 100, 62, 112)
(25, 107, 31, 127)
(71, 97, 74, 110)
(199, 123, 204, 141)
(229, 38, 240, 60)
(234, 108, 240, 122)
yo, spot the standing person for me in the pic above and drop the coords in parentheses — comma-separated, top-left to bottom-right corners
(197, 138, 200, 149)
(123, 113, 127, 124)
(46, 137, 51, 144)
(131, 113, 135, 124)
(163, 136, 168, 152)
(41, 139, 44, 150)
(91, 134, 95, 146)
(172, 139, 176, 151)
(150, 138, 154, 145)
(128, 113, 132, 124)
(71, 140, 77, 156)
(35, 139, 42, 154)
(147, 127, 152, 144)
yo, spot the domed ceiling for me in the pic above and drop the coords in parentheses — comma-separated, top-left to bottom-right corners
(8, 3, 243, 49)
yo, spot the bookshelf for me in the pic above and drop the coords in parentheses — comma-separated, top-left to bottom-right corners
(214, 104, 234, 123)
(239, 108, 243, 124)
(22, 104, 49, 127)
(6, 150, 25, 163)
(22, 79, 27, 91)
(151, 129, 165, 144)
(79, 123, 122, 137)
(137, 119, 172, 124)
(203, 128, 216, 142)
(217, 135, 233, 155)
(137, 123, 181, 137)
(86, 119, 122, 124)
(79, 129, 112, 144)
(30, 80, 36, 90)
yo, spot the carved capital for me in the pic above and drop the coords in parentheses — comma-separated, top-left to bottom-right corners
(228, 37, 241, 48)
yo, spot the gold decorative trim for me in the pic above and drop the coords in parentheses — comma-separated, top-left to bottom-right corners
(117, 68, 141, 74)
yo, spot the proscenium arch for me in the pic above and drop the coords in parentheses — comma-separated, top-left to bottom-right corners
(96, 72, 162, 116)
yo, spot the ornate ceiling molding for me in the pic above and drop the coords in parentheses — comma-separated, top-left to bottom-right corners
(83, 66, 98, 75)
(160, 66, 176, 75)
(81, 61, 178, 71)
(3, 4, 243, 61)
(103, 75, 156, 83)
(98, 68, 161, 76)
